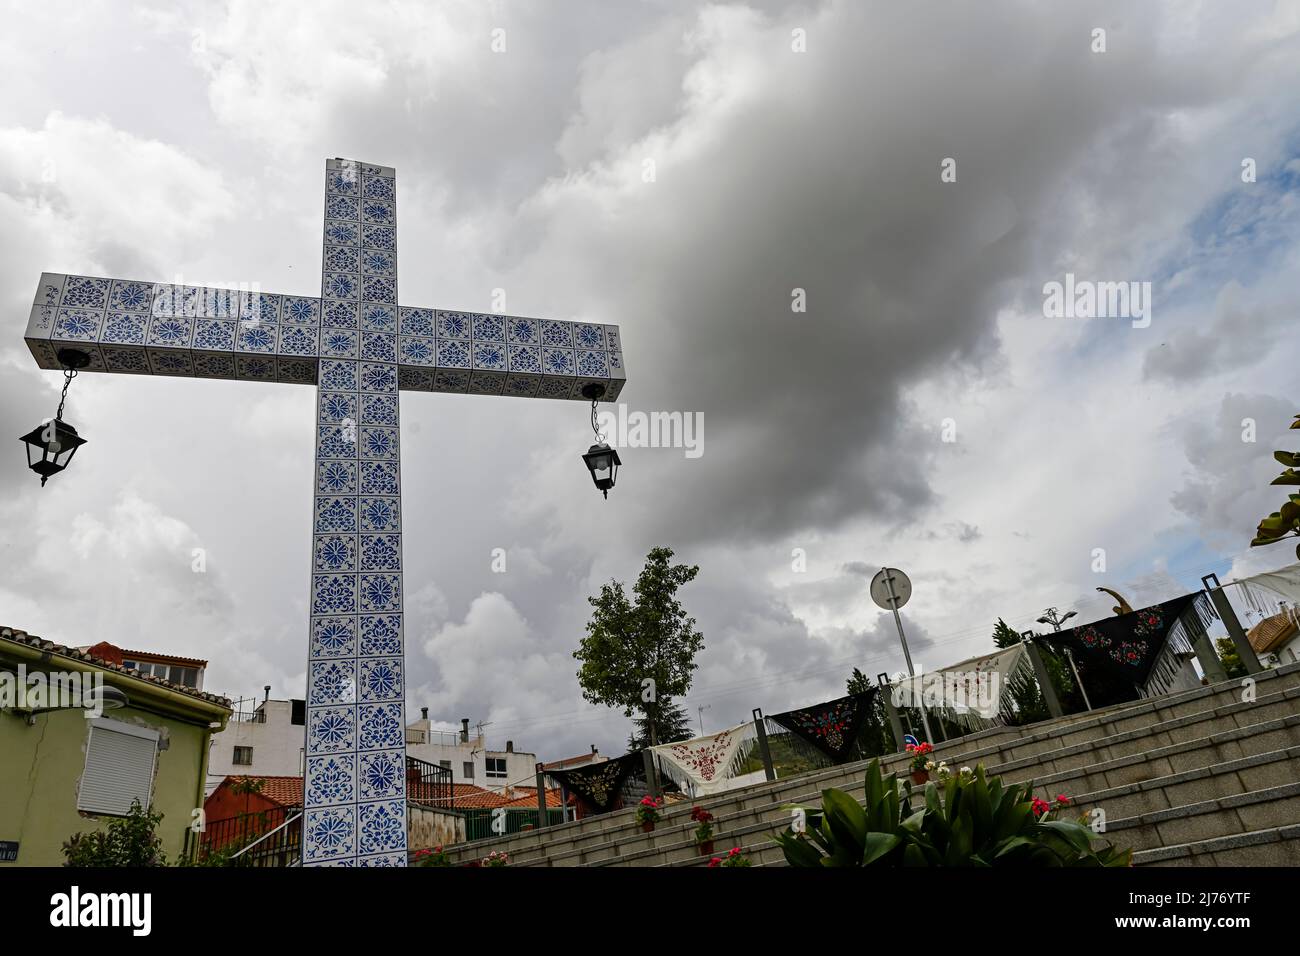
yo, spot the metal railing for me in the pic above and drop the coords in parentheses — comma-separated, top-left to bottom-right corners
(407, 755, 454, 808)
(186, 804, 301, 867)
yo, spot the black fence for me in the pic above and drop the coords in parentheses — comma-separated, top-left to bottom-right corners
(406, 755, 454, 808)
(186, 804, 301, 867)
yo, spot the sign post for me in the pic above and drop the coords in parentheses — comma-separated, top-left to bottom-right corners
(870, 567, 935, 746)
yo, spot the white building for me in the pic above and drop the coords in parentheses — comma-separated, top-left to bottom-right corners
(405, 710, 538, 790)
(205, 695, 537, 795)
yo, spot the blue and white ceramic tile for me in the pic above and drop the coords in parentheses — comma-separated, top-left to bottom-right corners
(324, 272, 360, 301)
(323, 299, 359, 329)
(304, 806, 356, 862)
(399, 308, 434, 336)
(311, 616, 358, 659)
(435, 311, 471, 340)
(358, 751, 404, 800)
(108, 279, 153, 313)
(317, 460, 358, 495)
(314, 534, 358, 573)
(358, 497, 400, 533)
(192, 352, 238, 379)
(360, 362, 397, 393)
(603, 325, 622, 351)
(147, 348, 194, 376)
(305, 754, 356, 807)
(321, 328, 359, 359)
(103, 312, 149, 345)
(398, 366, 433, 390)
(324, 245, 360, 274)
(362, 305, 397, 333)
(469, 370, 506, 395)
(34, 274, 67, 308)
(505, 316, 539, 344)
(278, 325, 319, 356)
(61, 275, 111, 310)
(574, 323, 605, 351)
(198, 287, 240, 320)
(362, 225, 396, 252)
(360, 533, 401, 572)
(359, 461, 399, 496)
(52, 308, 104, 343)
(320, 359, 359, 391)
(432, 369, 471, 392)
(192, 320, 237, 352)
(357, 703, 404, 750)
(146, 315, 194, 349)
(362, 276, 397, 305)
(361, 394, 399, 426)
(360, 332, 397, 364)
(325, 219, 361, 247)
(398, 336, 434, 366)
(541, 347, 575, 377)
(472, 341, 508, 371)
(236, 323, 277, 353)
(359, 576, 402, 615)
(435, 339, 471, 369)
(540, 320, 573, 348)
(241, 291, 281, 326)
(358, 655, 403, 703)
(278, 358, 318, 384)
(575, 349, 610, 378)
(308, 658, 358, 706)
(361, 426, 399, 460)
(102, 346, 151, 374)
(357, 800, 406, 856)
(26, 304, 56, 339)
(150, 284, 201, 318)
(360, 614, 402, 656)
(361, 250, 396, 276)
(235, 354, 278, 381)
(283, 297, 322, 326)
(471, 313, 505, 342)
(307, 705, 356, 753)
(504, 374, 540, 398)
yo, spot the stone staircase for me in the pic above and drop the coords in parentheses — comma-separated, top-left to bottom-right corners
(440, 662, 1300, 867)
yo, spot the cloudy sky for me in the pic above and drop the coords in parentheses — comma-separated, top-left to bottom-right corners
(2, 0, 1298, 765)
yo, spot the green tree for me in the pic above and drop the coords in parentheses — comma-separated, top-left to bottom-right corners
(626, 696, 694, 750)
(575, 546, 705, 748)
(1249, 413, 1300, 560)
(1215, 636, 1248, 679)
(992, 618, 1020, 649)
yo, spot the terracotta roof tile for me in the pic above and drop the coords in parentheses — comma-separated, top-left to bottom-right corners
(0, 627, 229, 708)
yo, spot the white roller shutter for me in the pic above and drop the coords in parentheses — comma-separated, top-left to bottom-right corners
(77, 717, 159, 815)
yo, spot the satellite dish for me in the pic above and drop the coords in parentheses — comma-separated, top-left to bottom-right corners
(870, 567, 912, 611)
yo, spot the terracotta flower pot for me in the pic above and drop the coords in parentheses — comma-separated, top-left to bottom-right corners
(911, 770, 930, 785)
(698, 840, 715, 856)
(641, 821, 655, 833)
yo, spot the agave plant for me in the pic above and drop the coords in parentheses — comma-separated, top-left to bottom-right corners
(773, 759, 1130, 867)
(1250, 415, 1300, 560)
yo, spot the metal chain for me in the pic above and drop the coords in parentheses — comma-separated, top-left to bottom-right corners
(55, 367, 77, 422)
(590, 397, 604, 443)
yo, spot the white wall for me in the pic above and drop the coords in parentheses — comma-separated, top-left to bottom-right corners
(206, 700, 304, 793)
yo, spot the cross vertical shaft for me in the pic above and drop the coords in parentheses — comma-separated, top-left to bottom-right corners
(303, 159, 407, 866)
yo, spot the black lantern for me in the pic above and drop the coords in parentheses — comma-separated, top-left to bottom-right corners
(580, 382, 621, 499)
(20, 348, 90, 487)
(582, 441, 621, 498)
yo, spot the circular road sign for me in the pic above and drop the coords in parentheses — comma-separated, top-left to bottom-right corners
(870, 567, 912, 611)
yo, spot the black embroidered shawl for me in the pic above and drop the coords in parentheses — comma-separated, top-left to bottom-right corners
(1051, 593, 1201, 692)
(770, 690, 876, 764)
(544, 753, 640, 814)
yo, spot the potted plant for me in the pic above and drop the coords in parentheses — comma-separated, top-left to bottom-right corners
(412, 845, 452, 867)
(691, 806, 716, 855)
(905, 741, 934, 784)
(482, 850, 509, 867)
(708, 847, 752, 867)
(636, 795, 663, 832)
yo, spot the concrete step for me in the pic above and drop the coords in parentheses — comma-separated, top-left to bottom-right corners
(508, 705, 1300, 867)
(441, 662, 1300, 865)
(536, 718, 1300, 867)
(1133, 823, 1300, 866)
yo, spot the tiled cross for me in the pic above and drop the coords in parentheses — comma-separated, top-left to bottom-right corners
(22, 157, 627, 867)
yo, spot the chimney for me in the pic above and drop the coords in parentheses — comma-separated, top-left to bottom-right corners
(263, 685, 271, 703)
(460, 718, 470, 743)
(421, 707, 428, 720)
(590, 744, 597, 754)
(506, 740, 514, 753)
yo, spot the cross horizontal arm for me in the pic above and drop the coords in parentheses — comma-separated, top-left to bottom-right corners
(23, 273, 625, 401)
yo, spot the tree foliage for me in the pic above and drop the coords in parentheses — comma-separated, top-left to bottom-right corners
(1249, 414, 1300, 560)
(63, 799, 167, 867)
(575, 547, 705, 746)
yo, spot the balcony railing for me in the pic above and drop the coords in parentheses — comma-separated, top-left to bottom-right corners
(407, 755, 454, 808)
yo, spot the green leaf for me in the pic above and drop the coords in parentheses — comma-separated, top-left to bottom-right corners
(862, 832, 901, 865)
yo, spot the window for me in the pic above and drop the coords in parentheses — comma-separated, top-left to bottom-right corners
(485, 757, 508, 779)
(77, 718, 159, 816)
(462, 761, 475, 779)
(438, 760, 451, 770)
(291, 699, 306, 726)
(233, 746, 254, 766)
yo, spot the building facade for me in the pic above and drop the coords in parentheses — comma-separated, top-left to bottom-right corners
(0, 627, 230, 866)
